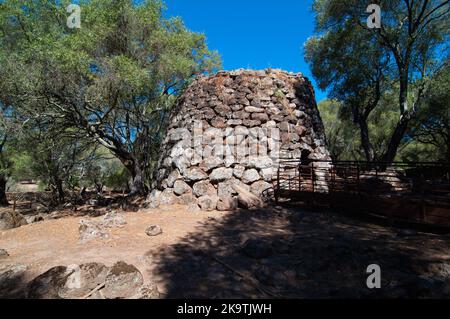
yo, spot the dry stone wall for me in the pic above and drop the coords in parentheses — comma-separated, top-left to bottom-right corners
(148, 69, 330, 211)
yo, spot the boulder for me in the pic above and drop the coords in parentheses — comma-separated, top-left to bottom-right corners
(248, 156, 273, 169)
(27, 266, 73, 299)
(145, 225, 163, 237)
(103, 262, 144, 299)
(159, 189, 179, 206)
(217, 196, 238, 211)
(185, 167, 208, 182)
(166, 170, 181, 188)
(146, 189, 161, 209)
(233, 165, 246, 179)
(168, 128, 190, 142)
(218, 180, 238, 197)
(0, 264, 27, 298)
(179, 193, 198, 206)
(0, 211, 28, 230)
(200, 157, 223, 172)
(198, 195, 219, 211)
(59, 263, 109, 299)
(260, 168, 274, 182)
(173, 180, 192, 196)
(233, 184, 264, 209)
(193, 180, 217, 197)
(209, 167, 233, 183)
(187, 203, 201, 213)
(250, 181, 272, 197)
(242, 169, 261, 184)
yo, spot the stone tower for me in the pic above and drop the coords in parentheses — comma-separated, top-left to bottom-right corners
(148, 69, 330, 211)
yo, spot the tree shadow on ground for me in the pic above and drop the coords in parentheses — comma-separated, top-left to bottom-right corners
(148, 206, 450, 299)
(0, 265, 29, 298)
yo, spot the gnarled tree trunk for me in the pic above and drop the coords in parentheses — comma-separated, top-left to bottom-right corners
(126, 159, 147, 196)
(0, 174, 8, 206)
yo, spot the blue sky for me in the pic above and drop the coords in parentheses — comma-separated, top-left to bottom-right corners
(164, 0, 326, 101)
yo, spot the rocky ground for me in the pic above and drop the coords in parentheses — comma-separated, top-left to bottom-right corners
(1, 203, 450, 299)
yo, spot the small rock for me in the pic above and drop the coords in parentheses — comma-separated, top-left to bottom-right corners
(24, 215, 44, 224)
(101, 211, 126, 228)
(146, 225, 163, 237)
(79, 220, 109, 243)
(103, 262, 144, 299)
(244, 106, 264, 113)
(0, 249, 9, 259)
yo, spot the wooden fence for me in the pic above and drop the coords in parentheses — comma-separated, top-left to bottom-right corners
(274, 160, 450, 227)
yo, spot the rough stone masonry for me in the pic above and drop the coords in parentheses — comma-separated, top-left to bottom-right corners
(147, 69, 330, 211)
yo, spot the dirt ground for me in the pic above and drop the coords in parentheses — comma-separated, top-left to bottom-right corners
(1, 204, 450, 298)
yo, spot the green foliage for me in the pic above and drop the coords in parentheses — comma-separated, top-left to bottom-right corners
(318, 100, 361, 161)
(306, 0, 449, 162)
(0, 0, 221, 194)
(9, 153, 34, 182)
(104, 164, 131, 192)
(409, 67, 450, 162)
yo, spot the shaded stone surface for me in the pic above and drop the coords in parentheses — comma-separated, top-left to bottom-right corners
(149, 69, 330, 211)
(0, 211, 27, 230)
(59, 263, 108, 299)
(12, 261, 155, 299)
(103, 262, 144, 299)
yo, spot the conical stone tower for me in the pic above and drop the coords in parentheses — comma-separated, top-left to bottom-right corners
(148, 69, 330, 211)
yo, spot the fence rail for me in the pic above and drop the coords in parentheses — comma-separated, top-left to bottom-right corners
(274, 159, 450, 227)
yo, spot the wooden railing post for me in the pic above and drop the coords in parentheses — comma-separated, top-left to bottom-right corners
(357, 164, 360, 195)
(275, 165, 280, 205)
